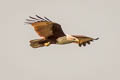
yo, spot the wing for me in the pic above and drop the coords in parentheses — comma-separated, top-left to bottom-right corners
(32, 21, 54, 38)
(51, 23, 66, 39)
(26, 15, 65, 39)
(72, 35, 99, 47)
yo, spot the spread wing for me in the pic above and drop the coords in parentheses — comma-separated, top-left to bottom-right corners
(72, 35, 99, 47)
(25, 15, 66, 39)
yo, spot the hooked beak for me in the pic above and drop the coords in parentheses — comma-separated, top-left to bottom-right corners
(74, 39, 79, 43)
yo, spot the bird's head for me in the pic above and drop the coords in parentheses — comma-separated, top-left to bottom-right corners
(66, 34, 79, 43)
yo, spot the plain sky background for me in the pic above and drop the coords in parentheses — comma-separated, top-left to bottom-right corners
(0, 0, 120, 80)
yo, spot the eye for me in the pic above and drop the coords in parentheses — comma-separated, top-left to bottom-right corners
(73, 39, 76, 40)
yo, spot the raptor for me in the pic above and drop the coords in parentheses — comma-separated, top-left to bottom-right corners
(25, 15, 99, 48)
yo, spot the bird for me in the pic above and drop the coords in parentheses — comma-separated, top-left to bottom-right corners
(25, 15, 99, 48)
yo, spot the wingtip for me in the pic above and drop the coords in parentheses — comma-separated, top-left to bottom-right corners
(24, 22, 32, 24)
(94, 37, 99, 40)
(78, 37, 99, 47)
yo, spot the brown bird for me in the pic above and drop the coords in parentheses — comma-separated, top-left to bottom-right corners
(25, 15, 99, 48)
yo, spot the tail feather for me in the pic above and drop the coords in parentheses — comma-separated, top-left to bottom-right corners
(30, 39, 45, 48)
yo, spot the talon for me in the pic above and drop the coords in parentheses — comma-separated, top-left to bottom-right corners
(44, 42, 51, 46)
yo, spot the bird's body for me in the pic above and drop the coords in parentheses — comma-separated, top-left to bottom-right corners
(25, 15, 99, 48)
(56, 35, 78, 44)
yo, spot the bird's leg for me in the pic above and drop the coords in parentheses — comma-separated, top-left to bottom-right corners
(44, 42, 51, 46)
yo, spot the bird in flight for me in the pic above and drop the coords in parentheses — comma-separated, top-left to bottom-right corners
(25, 15, 99, 48)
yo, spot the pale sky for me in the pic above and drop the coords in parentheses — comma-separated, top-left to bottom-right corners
(1, 0, 120, 80)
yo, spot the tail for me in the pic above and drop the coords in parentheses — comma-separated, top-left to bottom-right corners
(29, 39, 51, 48)
(29, 39, 45, 48)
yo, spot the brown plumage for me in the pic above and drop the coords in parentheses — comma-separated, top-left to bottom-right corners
(25, 15, 99, 48)
(26, 15, 65, 40)
(72, 35, 99, 47)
